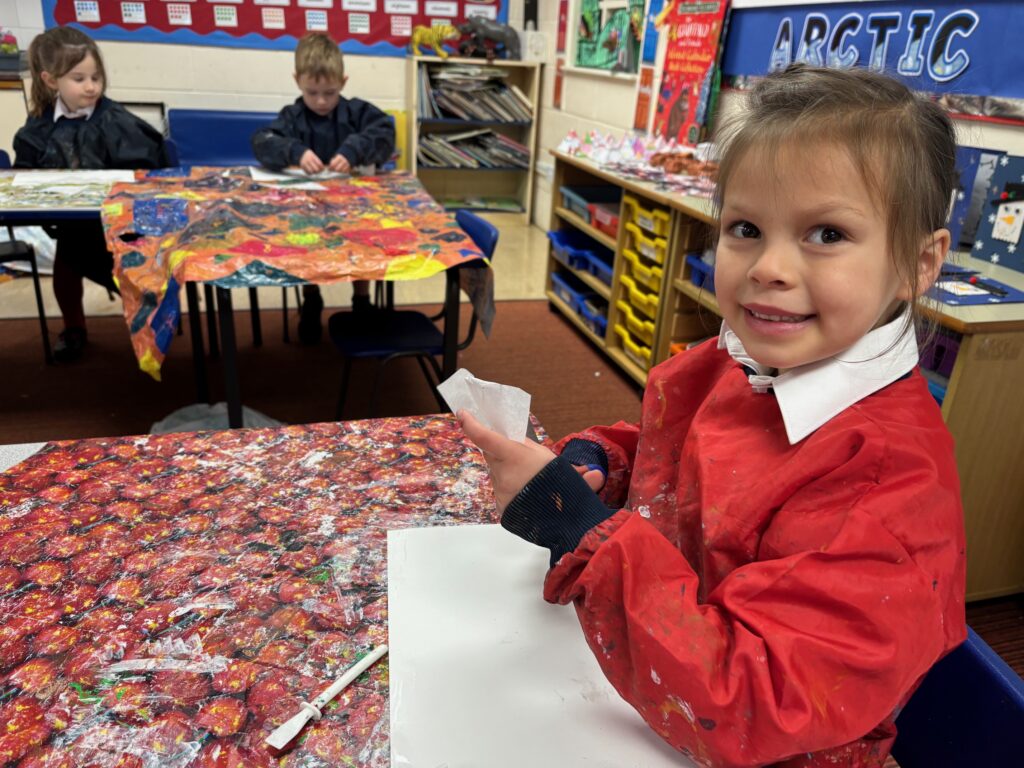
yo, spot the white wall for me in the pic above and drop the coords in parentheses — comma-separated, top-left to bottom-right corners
(2, 0, 43, 51)
(532, 0, 639, 226)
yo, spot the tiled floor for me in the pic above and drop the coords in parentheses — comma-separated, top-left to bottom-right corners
(0, 213, 551, 320)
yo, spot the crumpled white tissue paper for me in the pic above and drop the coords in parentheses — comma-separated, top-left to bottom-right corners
(438, 368, 531, 443)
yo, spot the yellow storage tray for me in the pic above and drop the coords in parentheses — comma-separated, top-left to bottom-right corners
(614, 323, 652, 370)
(624, 194, 671, 237)
(624, 222, 668, 265)
(616, 299, 655, 347)
(621, 248, 663, 293)
(619, 273, 660, 320)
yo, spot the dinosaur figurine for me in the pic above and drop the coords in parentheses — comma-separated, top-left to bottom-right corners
(408, 24, 461, 59)
(458, 16, 521, 60)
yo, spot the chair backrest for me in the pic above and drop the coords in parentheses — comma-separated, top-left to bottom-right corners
(166, 108, 277, 167)
(456, 209, 499, 260)
(0, 149, 11, 169)
(892, 627, 1024, 767)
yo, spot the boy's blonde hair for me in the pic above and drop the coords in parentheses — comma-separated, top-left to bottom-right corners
(295, 32, 344, 83)
(714, 64, 957, 327)
(28, 27, 107, 117)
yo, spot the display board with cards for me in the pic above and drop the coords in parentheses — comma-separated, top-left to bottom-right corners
(46, 0, 507, 55)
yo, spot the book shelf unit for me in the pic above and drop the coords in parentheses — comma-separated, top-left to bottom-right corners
(406, 56, 541, 217)
(547, 149, 1024, 602)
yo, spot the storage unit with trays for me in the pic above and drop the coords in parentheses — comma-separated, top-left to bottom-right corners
(546, 150, 718, 386)
(406, 55, 541, 218)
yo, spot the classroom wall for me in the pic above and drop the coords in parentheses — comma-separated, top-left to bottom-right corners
(531, 1, 639, 227)
(0, 0, 523, 155)
(4, 0, 1024, 219)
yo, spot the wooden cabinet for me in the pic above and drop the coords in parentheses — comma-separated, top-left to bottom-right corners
(547, 149, 1024, 601)
(406, 56, 540, 218)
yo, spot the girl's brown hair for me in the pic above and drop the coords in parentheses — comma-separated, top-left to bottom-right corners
(28, 27, 107, 117)
(713, 64, 957, 328)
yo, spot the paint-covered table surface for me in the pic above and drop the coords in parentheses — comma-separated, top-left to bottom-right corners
(99, 168, 490, 379)
(0, 415, 501, 767)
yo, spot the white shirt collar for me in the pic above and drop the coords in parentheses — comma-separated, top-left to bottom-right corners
(717, 306, 919, 445)
(54, 98, 96, 123)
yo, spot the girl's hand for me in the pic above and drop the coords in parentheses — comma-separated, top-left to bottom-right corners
(573, 464, 606, 493)
(459, 411, 556, 513)
(299, 150, 324, 175)
(329, 154, 351, 173)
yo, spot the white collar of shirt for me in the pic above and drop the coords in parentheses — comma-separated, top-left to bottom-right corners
(54, 98, 96, 123)
(717, 306, 919, 445)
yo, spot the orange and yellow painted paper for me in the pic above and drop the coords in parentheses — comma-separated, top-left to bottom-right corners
(101, 168, 486, 379)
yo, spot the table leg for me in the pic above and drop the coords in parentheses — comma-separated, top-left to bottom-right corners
(204, 284, 220, 358)
(185, 283, 210, 404)
(442, 269, 460, 379)
(217, 287, 243, 429)
(249, 287, 262, 348)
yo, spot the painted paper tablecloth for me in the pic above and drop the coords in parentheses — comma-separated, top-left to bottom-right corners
(100, 169, 488, 380)
(0, 415, 500, 767)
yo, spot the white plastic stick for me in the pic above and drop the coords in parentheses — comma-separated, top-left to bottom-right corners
(264, 644, 388, 750)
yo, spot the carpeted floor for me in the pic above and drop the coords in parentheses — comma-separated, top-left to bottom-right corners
(0, 299, 642, 445)
(2, 300, 1021, 685)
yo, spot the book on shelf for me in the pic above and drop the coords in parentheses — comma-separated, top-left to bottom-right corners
(417, 129, 530, 170)
(440, 196, 524, 212)
(418, 63, 532, 124)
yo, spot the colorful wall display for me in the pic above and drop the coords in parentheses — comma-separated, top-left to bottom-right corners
(45, 0, 508, 55)
(652, 0, 728, 145)
(573, 0, 644, 73)
(723, 1, 1024, 100)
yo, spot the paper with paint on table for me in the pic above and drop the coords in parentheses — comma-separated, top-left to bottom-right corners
(12, 169, 136, 186)
(439, 368, 531, 443)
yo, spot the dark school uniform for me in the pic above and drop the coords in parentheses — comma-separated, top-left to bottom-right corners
(13, 96, 167, 290)
(251, 96, 395, 170)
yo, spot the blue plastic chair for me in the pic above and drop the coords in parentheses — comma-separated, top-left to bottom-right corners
(0, 150, 53, 363)
(328, 209, 497, 419)
(892, 627, 1024, 767)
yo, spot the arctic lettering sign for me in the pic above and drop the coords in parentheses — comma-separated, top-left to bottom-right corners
(723, 2, 1022, 99)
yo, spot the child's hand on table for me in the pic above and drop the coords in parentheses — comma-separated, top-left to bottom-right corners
(299, 150, 325, 175)
(459, 411, 556, 513)
(329, 154, 351, 174)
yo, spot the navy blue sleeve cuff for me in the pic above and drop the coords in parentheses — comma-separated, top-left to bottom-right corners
(502, 456, 616, 566)
(559, 439, 608, 475)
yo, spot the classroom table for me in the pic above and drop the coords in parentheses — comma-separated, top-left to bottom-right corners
(0, 170, 217, 404)
(0, 414, 503, 766)
(1, 169, 493, 428)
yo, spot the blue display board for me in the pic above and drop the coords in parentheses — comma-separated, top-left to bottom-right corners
(722, 1, 1024, 99)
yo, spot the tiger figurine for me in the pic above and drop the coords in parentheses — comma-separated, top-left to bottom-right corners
(408, 24, 461, 59)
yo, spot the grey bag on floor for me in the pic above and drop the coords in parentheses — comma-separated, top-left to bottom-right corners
(150, 403, 282, 434)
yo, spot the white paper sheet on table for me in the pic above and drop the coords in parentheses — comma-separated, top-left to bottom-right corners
(12, 170, 136, 186)
(437, 368, 531, 443)
(387, 525, 695, 768)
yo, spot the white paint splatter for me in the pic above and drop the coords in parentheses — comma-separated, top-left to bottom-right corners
(637, 505, 651, 519)
(299, 450, 332, 469)
(650, 667, 661, 685)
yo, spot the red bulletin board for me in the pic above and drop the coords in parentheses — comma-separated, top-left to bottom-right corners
(45, 0, 509, 55)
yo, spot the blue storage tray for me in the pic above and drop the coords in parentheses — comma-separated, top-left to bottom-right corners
(579, 296, 608, 336)
(551, 271, 594, 313)
(585, 247, 614, 286)
(559, 185, 623, 224)
(548, 230, 595, 271)
(686, 253, 716, 294)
